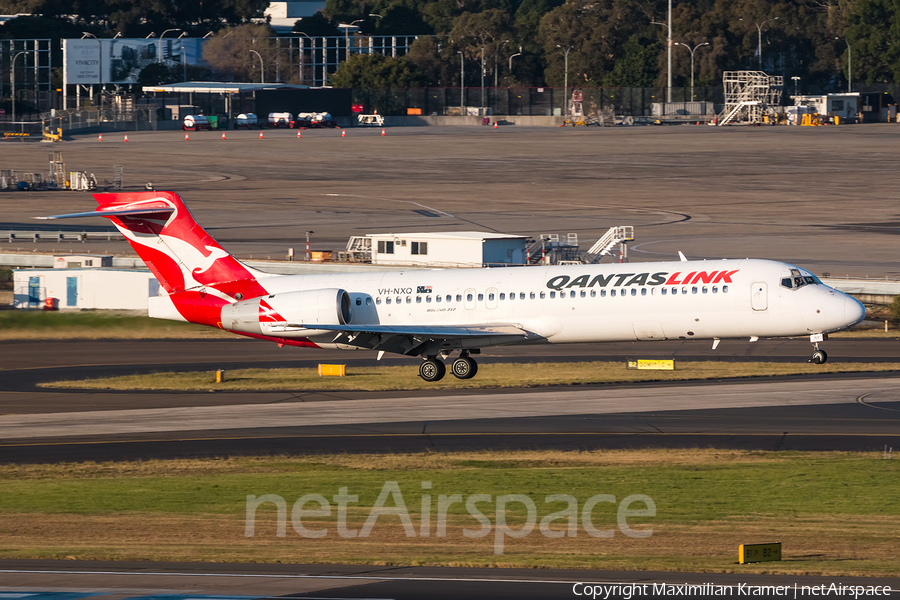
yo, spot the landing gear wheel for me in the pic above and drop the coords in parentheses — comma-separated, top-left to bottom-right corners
(811, 349, 828, 364)
(419, 358, 446, 382)
(451, 356, 478, 379)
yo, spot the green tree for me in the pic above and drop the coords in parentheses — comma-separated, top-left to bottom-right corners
(202, 23, 278, 82)
(330, 52, 428, 87)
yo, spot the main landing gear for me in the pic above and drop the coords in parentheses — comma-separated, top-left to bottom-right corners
(418, 351, 479, 382)
(809, 333, 828, 364)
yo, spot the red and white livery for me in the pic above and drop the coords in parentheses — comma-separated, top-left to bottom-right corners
(39, 191, 866, 381)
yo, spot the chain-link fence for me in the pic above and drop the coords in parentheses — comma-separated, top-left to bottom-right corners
(350, 86, 725, 117)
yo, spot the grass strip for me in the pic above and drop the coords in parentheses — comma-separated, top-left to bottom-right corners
(1, 449, 898, 575)
(38, 360, 900, 391)
(0, 310, 228, 339)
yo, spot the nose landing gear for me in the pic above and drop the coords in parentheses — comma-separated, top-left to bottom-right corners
(809, 333, 828, 364)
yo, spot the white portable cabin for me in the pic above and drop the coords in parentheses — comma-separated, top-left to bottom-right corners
(13, 268, 159, 311)
(367, 231, 528, 268)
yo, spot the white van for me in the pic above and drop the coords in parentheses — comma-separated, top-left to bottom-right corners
(182, 115, 211, 131)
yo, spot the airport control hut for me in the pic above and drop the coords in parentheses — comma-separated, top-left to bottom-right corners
(367, 232, 528, 268)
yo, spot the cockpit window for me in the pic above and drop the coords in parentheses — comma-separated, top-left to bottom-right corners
(782, 272, 821, 290)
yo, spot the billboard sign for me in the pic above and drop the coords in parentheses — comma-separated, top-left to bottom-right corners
(65, 38, 208, 84)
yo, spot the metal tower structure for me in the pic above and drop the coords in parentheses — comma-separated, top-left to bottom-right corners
(718, 71, 783, 126)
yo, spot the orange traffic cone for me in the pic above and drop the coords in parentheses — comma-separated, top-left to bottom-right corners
(98, 133, 102, 141)
(493, 122, 498, 129)
(381, 128, 385, 136)
(185, 133, 189, 141)
(297, 130, 302, 138)
(221, 132, 226, 140)
(341, 129, 346, 137)
(124, 135, 128, 142)
(259, 131, 264, 139)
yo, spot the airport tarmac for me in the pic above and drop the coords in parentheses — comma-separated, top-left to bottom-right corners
(2, 125, 900, 278)
(1, 560, 898, 600)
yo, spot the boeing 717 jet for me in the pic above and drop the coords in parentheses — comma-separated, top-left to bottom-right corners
(40, 192, 866, 381)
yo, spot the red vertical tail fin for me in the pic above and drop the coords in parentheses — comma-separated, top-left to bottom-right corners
(91, 191, 267, 297)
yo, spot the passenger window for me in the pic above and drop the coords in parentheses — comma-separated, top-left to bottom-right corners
(712, 286, 718, 294)
(478, 293, 484, 301)
(692, 286, 698, 294)
(641, 288, 647, 296)
(682, 287, 689, 295)
(407, 296, 412, 303)
(570, 290, 576, 298)
(488, 293, 495, 301)
(366, 297, 372, 305)
(426, 296, 432, 303)
(376, 297, 382, 305)
(723, 285, 729, 293)
(631, 289, 637, 296)
(396, 296, 402, 304)
(601, 290, 606, 297)
(466, 294, 473, 302)
(590, 290, 596, 297)
(702, 287, 707, 294)
(415, 296, 422, 303)
(672, 288, 678, 295)
(457, 294, 462, 302)
(446, 295, 452, 302)
(520, 293, 526, 300)
(386, 297, 392, 304)
(611, 289, 617, 297)
(436, 295, 441, 303)
(661, 288, 667, 295)
(550, 291, 556, 298)
(499, 293, 505, 300)
(540, 291, 546, 299)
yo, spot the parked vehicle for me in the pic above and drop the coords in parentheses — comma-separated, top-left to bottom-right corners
(267, 112, 294, 128)
(234, 113, 258, 129)
(297, 112, 337, 128)
(182, 115, 211, 131)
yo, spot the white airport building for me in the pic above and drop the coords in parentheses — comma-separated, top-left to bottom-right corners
(366, 232, 528, 268)
(13, 263, 158, 310)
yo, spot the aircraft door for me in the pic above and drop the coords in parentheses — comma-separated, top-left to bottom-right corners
(751, 282, 768, 311)
(464, 288, 476, 310)
(486, 287, 498, 309)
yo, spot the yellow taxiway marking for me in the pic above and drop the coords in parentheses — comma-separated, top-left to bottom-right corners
(857, 393, 900, 413)
(0, 430, 898, 449)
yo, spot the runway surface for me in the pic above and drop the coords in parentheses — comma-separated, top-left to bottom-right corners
(1, 340, 898, 462)
(1, 560, 897, 600)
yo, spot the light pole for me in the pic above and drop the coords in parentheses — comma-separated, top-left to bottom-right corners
(740, 17, 778, 70)
(651, 11, 672, 103)
(791, 75, 800, 97)
(339, 20, 364, 60)
(296, 31, 313, 85)
(480, 46, 485, 113)
(494, 40, 509, 87)
(509, 45, 522, 72)
(249, 50, 264, 83)
(674, 41, 709, 99)
(458, 50, 464, 112)
(305, 231, 314, 261)
(10, 51, 26, 129)
(159, 29, 181, 63)
(835, 37, 852, 92)
(556, 45, 571, 117)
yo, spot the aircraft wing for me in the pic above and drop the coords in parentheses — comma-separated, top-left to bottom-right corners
(271, 322, 533, 356)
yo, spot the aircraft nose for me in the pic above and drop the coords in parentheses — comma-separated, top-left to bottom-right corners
(844, 294, 867, 326)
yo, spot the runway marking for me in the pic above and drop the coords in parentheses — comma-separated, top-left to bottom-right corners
(0, 430, 897, 449)
(857, 394, 900, 413)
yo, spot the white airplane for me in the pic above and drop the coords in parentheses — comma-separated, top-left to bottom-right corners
(39, 191, 867, 381)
